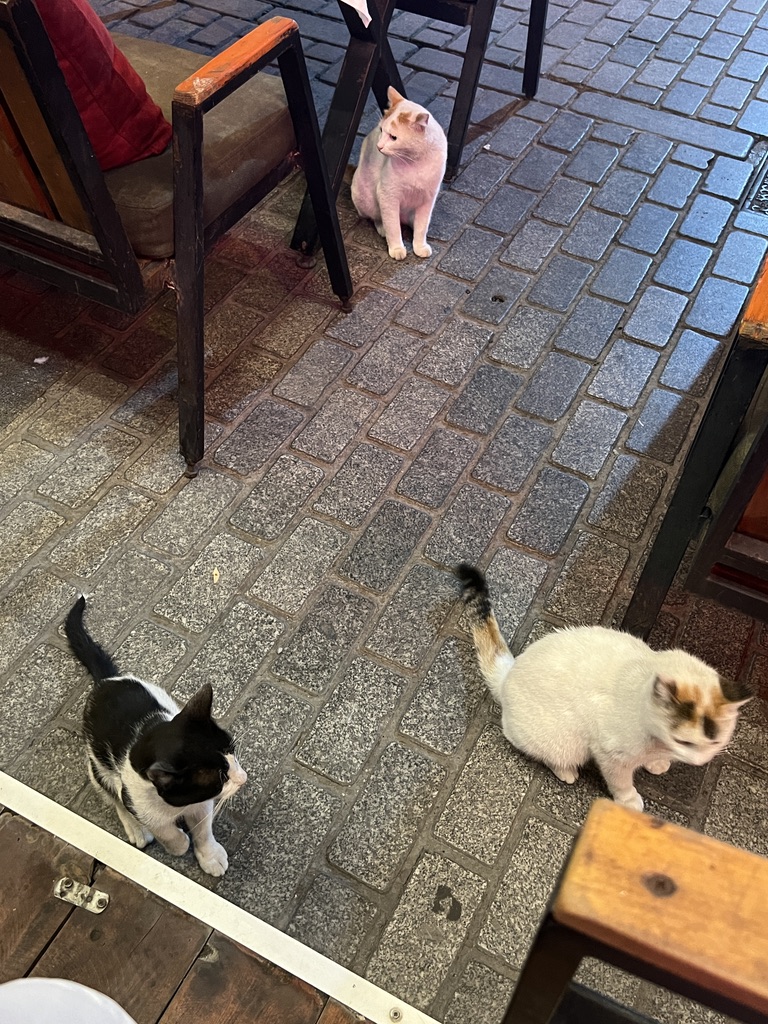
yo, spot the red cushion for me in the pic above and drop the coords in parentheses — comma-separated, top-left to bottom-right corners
(35, 0, 172, 171)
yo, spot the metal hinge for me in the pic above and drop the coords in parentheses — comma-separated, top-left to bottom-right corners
(53, 876, 110, 914)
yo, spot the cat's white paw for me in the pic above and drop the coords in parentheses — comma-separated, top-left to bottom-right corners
(413, 242, 432, 258)
(125, 823, 154, 849)
(388, 244, 407, 260)
(161, 829, 191, 857)
(195, 841, 228, 876)
(550, 765, 579, 784)
(616, 790, 644, 812)
(644, 758, 671, 775)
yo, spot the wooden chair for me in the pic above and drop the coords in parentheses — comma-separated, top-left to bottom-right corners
(0, 0, 352, 473)
(503, 800, 768, 1024)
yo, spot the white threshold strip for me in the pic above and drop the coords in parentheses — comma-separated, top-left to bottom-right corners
(0, 772, 439, 1024)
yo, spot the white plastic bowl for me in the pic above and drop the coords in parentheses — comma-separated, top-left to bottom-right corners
(0, 978, 138, 1023)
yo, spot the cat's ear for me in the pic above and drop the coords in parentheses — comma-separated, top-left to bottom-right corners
(387, 86, 405, 107)
(652, 676, 678, 705)
(180, 683, 214, 721)
(147, 761, 176, 788)
(719, 675, 755, 708)
(413, 111, 430, 133)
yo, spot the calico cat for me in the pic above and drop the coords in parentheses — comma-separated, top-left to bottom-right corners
(65, 596, 246, 876)
(456, 564, 753, 811)
(351, 86, 447, 261)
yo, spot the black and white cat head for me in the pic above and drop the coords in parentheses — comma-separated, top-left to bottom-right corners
(130, 683, 239, 807)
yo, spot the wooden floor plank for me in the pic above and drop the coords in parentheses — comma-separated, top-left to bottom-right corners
(318, 998, 376, 1023)
(159, 932, 326, 1024)
(0, 812, 95, 983)
(30, 865, 211, 1024)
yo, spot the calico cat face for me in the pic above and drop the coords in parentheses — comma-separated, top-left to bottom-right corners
(376, 87, 432, 159)
(653, 674, 752, 765)
(130, 683, 247, 808)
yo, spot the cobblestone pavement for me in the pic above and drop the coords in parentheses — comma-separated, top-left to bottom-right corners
(2, 0, 768, 1020)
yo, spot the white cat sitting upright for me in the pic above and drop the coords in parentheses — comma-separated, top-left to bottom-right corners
(456, 564, 753, 812)
(351, 87, 446, 261)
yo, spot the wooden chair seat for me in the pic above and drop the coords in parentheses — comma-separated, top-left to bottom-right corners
(503, 799, 768, 1024)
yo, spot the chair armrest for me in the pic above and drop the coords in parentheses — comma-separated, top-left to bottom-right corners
(173, 16, 298, 110)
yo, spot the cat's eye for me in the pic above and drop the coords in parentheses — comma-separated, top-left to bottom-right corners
(677, 739, 695, 747)
(389, 133, 397, 141)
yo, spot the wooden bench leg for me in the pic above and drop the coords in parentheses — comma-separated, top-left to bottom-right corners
(501, 916, 584, 1024)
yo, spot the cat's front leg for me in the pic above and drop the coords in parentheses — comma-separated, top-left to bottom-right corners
(644, 758, 671, 775)
(378, 194, 407, 260)
(185, 801, 228, 876)
(113, 800, 155, 849)
(595, 755, 644, 812)
(411, 201, 434, 259)
(153, 821, 191, 857)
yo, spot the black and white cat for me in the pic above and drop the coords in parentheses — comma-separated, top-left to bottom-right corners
(457, 563, 753, 812)
(65, 596, 246, 876)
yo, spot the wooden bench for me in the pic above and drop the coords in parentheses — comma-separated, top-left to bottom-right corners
(503, 799, 768, 1024)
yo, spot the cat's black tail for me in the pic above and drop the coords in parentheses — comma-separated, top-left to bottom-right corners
(454, 563, 513, 701)
(455, 562, 493, 623)
(64, 596, 120, 683)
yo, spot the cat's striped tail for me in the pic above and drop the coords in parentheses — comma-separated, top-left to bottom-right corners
(64, 596, 120, 683)
(455, 563, 514, 702)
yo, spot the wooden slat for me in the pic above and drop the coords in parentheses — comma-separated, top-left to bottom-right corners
(30, 864, 210, 1024)
(159, 932, 325, 1024)
(173, 17, 296, 108)
(741, 253, 768, 344)
(0, 100, 53, 216)
(553, 799, 768, 1017)
(318, 998, 376, 1023)
(0, 30, 91, 232)
(0, 812, 95, 983)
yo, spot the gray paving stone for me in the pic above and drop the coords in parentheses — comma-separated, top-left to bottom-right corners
(297, 659, 404, 783)
(588, 61, 634, 91)
(622, 133, 674, 173)
(700, 29, 741, 58)
(219, 774, 339, 925)
(327, 288, 399, 346)
(507, 467, 590, 556)
(49, 486, 155, 578)
(272, 338, 351, 406)
(729, 698, 768, 774)
(366, 851, 486, 1009)
(653, 238, 713, 290)
(562, 209, 621, 259)
(479, 817, 573, 966)
(368, 378, 450, 450)
(535, 178, 592, 226)
(679, 193, 733, 242)
(395, 276, 469, 334)
(81, 551, 172, 646)
(473, 413, 553, 493)
(672, 143, 715, 168)
(36, 426, 138, 508)
(588, 340, 659, 407)
(286, 874, 376, 967)
(565, 142, 620, 184)
(341, 500, 431, 591)
(461, 266, 529, 324)
(329, 742, 446, 890)
(248, 297, 330, 358)
(417, 320, 493, 385)
(636, 58, 682, 88)
(346, 327, 424, 395)
(253, 519, 347, 614)
(447, 364, 523, 434)
(292, 388, 376, 462)
(592, 248, 653, 302)
(491, 306, 563, 368)
(588, 454, 668, 540)
(626, 388, 698, 461)
(215, 399, 304, 473)
(272, 584, 373, 693)
(660, 330, 723, 394)
(554, 295, 623, 359)
(500, 220, 563, 272)
(172, 601, 284, 716)
(479, 547, 550, 642)
(553, 400, 628, 478)
(12, 726, 84, 806)
(487, 116, 542, 159)
(703, 762, 768, 857)
(661, 80, 709, 114)
(648, 162, 702, 206)
(430, 191, 484, 242)
(539, 113, 593, 153)
(399, 638, 486, 754)
(625, 286, 689, 346)
(366, 564, 456, 669)
(546, 531, 630, 622)
(0, 501, 63, 587)
(686, 277, 749, 335)
(142, 473, 240, 557)
(155, 533, 261, 632)
(312, 444, 401, 527)
(623, 83, 664, 105)
(528, 255, 593, 312)
(475, 185, 537, 233)
(436, 725, 535, 863)
(713, 231, 768, 283)
(0, 645, 78, 768)
(438, 227, 503, 280)
(593, 169, 649, 215)
(230, 455, 323, 539)
(620, 203, 678, 254)
(729, 50, 768, 79)
(397, 428, 478, 507)
(573, 92, 752, 156)
(443, 962, 516, 1024)
(516, 352, 591, 421)
(32, 373, 125, 447)
(0, 440, 55, 504)
(452, 153, 511, 200)
(114, 620, 187, 687)
(612, 37, 655, 65)
(0, 568, 74, 677)
(425, 484, 511, 568)
(704, 154, 756, 198)
(699, 101, 739, 125)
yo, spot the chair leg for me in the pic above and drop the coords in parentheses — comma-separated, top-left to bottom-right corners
(444, 0, 498, 179)
(172, 103, 206, 473)
(621, 336, 768, 638)
(279, 40, 353, 307)
(523, 0, 549, 98)
(501, 916, 584, 1024)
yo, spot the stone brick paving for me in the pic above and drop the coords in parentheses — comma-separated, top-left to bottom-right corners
(1, 0, 768, 1020)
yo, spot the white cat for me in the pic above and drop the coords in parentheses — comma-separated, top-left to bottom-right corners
(457, 564, 753, 812)
(351, 86, 446, 261)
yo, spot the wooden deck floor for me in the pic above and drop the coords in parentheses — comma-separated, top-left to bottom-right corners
(0, 810, 371, 1024)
